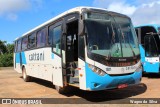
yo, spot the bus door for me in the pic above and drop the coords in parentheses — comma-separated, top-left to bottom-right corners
(61, 14, 79, 87)
(144, 34, 159, 72)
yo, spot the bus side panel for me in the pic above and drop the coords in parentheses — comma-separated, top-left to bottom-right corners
(52, 53, 63, 87)
(24, 48, 63, 87)
(14, 52, 22, 73)
(144, 62, 159, 73)
(78, 58, 87, 90)
(139, 44, 145, 63)
(144, 57, 159, 73)
(24, 50, 39, 78)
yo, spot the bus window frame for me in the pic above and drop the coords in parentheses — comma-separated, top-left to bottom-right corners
(28, 33, 36, 49)
(16, 39, 22, 52)
(14, 41, 17, 52)
(144, 35, 159, 57)
(21, 36, 28, 51)
(36, 27, 47, 48)
(48, 20, 63, 56)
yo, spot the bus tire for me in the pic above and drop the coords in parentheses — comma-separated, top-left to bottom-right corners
(55, 85, 69, 94)
(22, 66, 31, 82)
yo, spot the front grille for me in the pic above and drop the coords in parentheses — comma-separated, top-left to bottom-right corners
(105, 59, 140, 67)
(108, 72, 134, 76)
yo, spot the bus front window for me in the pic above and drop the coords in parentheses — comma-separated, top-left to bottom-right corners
(114, 16, 140, 57)
(84, 12, 140, 59)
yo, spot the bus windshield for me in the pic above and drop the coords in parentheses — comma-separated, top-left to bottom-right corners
(158, 27, 160, 33)
(145, 35, 159, 57)
(84, 12, 139, 58)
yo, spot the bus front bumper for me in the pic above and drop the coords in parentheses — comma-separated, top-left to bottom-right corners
(85, 64, 142, 91)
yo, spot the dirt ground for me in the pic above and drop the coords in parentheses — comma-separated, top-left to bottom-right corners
(0, 67, 160, 106)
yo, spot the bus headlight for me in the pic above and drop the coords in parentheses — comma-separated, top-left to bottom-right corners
(135, 65, 142, 72)
(88, 64, 107, 76)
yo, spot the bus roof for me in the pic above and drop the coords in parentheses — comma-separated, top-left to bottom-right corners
(15, 6, 109, 41)
(14, 6, 129, 41)
(135, 24, 160, 29)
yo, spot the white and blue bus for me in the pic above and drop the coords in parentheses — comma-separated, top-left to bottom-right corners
(135, 24, 160, 74)
(14, 7, 142, 93)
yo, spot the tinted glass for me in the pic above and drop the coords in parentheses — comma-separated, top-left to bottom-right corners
(85, 12, 140, 58)
(145, 36, 158, 57)
(37, 28, 47, 48)
(17, 40, 21, 52)
(49, 25, 61, 55)
(22, 37, 28, 51)
(78, 36, 85, 59)
(114, 16, 139, 57)
(28, 33, 36, 49)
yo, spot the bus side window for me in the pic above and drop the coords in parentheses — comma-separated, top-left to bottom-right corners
(17, 40, 21, 52)
(48, 27, 52, 46)
(49, 25, 61, 55)
(22, 37, 28, 51)
(37, 28, 47, 48)
(14, 42, 17, 52)
(28, 33, 36, 49)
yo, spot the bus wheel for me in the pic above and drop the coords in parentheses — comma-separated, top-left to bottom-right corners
(55, 85, 69, 94)
(22, 67, 31, 82)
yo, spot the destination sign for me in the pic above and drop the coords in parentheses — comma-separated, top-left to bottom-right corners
(87, 13, 110, 20)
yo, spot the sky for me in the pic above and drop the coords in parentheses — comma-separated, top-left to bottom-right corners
(0, 0, 160, 43)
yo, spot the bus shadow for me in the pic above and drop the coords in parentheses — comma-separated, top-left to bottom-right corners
(143, 73, 160, 78)
(20, 76, 147, 102)
(20, 76, 55, 89)
(65, 83, 147, 102)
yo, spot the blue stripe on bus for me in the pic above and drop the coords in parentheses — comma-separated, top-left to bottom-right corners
(51, 53, 54, 59)
(139, 44, 160, 73)
(143, 62, 159, 73)
(85, 63, 142, 91)
(15, 53, 20, 63)
(139, 45, 145, 63)
(21, 52, 27, 64)
(15, 52, 27, 64)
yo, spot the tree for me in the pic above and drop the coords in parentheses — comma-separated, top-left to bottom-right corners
(0, 40, 7, 54)
(6, 43, 14, 54)
(0, 40, 14, 67)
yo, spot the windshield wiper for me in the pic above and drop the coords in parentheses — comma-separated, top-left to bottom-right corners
(119, 25, 136, 57)
(106, 22, 117, 60)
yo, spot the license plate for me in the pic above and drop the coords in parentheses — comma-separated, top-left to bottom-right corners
(118, 84, 128, 89)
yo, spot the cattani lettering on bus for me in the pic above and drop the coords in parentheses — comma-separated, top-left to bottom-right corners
(29, 51, 44, 61)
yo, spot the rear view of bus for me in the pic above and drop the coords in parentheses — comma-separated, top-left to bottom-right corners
(135, 25, 160, 74)
(14, 7, 142, 93)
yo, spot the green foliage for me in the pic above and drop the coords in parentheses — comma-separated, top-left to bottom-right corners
(0, 53, 13, 67)
(0, 40, 7, 54)
(0, 40, 14, 67)
(6, 44, 14, 54)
